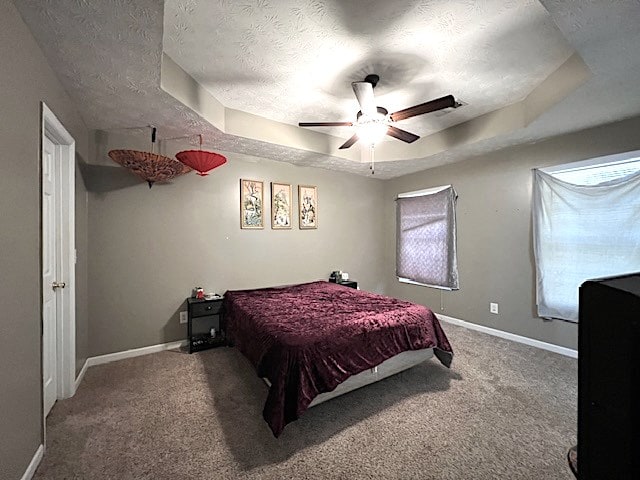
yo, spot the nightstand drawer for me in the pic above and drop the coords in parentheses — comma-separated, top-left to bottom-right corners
(191, 301, 222, 317)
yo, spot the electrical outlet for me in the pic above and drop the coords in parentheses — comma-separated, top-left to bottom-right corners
(179, 311, 188, 324)
(490, 302, 499, 314)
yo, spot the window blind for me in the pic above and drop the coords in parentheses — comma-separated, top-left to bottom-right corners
(396, 185, 459, 289)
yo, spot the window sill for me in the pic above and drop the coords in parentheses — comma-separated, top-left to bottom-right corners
(397, 277, 458, 291)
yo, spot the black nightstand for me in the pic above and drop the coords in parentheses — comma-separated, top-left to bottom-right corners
(187, 297, 226, 353)
(337, 280, 358, 289)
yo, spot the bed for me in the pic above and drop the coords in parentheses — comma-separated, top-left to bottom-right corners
(223, 280, 453, 436)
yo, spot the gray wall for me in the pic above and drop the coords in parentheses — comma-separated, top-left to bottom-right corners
(76, 171, 90, 376)
(88, 116, 640, 357)
(2, 2, 638, 473)
(86, 131, 385, 356)
(0, 0, 89, 478)
(384, 116, 640, 350)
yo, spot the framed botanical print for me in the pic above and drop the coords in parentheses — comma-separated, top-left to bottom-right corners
(298, 185, 318, 229)
(240, 179, 264, 229)
(271, 182, 292, 229)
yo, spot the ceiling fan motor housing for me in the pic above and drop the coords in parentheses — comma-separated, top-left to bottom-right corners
(364, 74, 380, 88)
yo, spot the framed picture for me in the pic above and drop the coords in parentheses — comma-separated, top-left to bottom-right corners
(271, 182, 292, 229)
(240, 179, 264, 229)
(298, 185, 318, 229)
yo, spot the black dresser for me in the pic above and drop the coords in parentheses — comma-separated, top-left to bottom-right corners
(578, 273, 640, 479)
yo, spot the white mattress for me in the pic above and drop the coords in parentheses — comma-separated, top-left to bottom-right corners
(263, 347, 434, 407)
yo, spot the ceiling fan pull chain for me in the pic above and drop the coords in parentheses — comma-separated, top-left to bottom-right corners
(370, 144, 375, 175)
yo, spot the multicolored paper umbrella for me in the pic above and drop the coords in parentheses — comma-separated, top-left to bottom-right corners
(175, 135, 227, 176)
(108, 149, 191, 188)
(107, 127, 191, 188)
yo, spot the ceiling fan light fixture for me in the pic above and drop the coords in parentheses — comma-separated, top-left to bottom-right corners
(356, 110, 389, 146)
(356, 122, 388, 146)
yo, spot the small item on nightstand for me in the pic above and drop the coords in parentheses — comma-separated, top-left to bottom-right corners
(195, 287, 204, 299)
(341, 272, 349, 280)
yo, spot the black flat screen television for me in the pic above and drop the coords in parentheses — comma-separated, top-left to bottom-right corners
(578, 273, 640, 479)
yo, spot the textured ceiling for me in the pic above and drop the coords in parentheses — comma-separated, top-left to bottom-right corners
(164, 0, 572, 139)
(12, 0, 640, 179)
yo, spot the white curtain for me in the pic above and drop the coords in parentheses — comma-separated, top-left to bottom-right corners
(532, 169, 640, 321)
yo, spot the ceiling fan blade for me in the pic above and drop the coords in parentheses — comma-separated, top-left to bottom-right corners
(389, 95, 456, 122)
(386, 125, 420, 143)
(352, 81, 376, 116)
(339, 133, 359, 149)
(298, 121, 353, 127)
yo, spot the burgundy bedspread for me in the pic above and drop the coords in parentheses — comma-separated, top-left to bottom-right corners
(223, 281, 453, 437)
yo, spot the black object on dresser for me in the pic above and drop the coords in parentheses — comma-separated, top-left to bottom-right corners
(187, 297, 226, 353)
(578, 272, 640, 480)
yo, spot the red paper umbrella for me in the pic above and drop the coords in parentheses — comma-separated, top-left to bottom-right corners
(175, 135, 227, 176)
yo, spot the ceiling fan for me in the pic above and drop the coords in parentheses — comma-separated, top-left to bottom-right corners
(298, 74, 459, 149)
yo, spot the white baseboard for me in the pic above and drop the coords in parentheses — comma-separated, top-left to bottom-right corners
(20, 444, 43, 480)
(74, 360, 89, 392)
(86, 340, 188, 368)
(437, 314, 578, 359)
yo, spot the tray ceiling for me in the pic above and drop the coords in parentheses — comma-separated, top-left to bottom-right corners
(12, 0, 640, 179)
(164, 0, 572, 139)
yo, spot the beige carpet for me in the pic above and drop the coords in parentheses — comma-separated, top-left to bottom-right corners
(35, 323, 577, 479)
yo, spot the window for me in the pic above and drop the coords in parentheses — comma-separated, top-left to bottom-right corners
(533, 152, 640, 322)
(396, 185, 459, 289)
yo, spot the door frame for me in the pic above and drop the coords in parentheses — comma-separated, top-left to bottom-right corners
(41, 102, 76, 404)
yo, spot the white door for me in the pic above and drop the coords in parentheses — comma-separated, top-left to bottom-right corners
(41, 103, 77, 418)
(42, 135, 59, 416)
